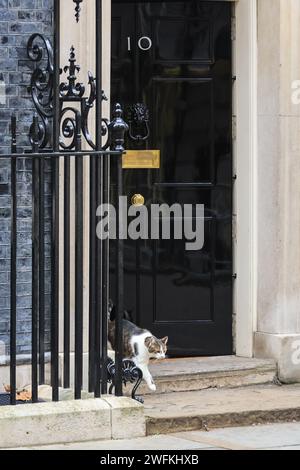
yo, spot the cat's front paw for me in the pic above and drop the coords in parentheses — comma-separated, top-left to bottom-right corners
(148, 383, 157, 392)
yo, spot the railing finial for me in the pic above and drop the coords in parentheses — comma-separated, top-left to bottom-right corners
(73, 0, 83, 23)
(109, 103, 129, 152)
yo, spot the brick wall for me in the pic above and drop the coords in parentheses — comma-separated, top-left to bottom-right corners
(0, 0, 53, 356)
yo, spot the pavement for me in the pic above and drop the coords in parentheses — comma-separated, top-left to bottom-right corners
(10, 422, 300, 450)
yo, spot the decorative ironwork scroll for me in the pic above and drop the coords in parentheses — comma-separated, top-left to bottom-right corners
(58, 46, 93, 150)
(128, 103, 150, 142)
(107, 358, 144, 403)
(60, 46, 85, 98)
(27, 37, 128, 152)
(27, 33, 54, 148)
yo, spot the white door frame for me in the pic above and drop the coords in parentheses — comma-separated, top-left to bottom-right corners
(233, 0, 258, 357)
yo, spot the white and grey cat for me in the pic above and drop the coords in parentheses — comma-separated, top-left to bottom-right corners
(108, 301, 168, 391)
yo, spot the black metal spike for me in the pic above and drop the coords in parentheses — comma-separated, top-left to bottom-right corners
(73, 0, 83, 23)
(11, 114, 17, 154)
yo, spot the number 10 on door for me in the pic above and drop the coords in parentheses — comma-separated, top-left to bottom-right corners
(127, 36, 152, 51)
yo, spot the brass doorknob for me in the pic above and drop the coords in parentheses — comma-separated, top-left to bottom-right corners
(131, 194, 145, 206)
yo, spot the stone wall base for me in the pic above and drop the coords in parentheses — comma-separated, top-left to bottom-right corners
(254, 332, 300, 383)
(0, 396, 145, 449)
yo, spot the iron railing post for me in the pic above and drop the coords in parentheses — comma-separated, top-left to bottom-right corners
(51, 0, 61, 402)
(10, 115, 17, 405)
(75, 112, 84, 400)
(63, 152, 71, 389)
(38, 151, 45, 386)
(109, 103, 128, 396)
(94, 0, 103, 398)
(32, 115, 40, 404)
(101, 149, 109, 395)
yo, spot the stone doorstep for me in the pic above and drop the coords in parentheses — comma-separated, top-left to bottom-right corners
(0, 396, 145, 449)
(145, 384, 300, 435)
(140, 368, 276, 395)
(147, 409, 300, 436)
(140, 356, 277, 395)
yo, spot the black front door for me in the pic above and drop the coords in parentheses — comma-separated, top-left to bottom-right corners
(111, 0, 233, 356)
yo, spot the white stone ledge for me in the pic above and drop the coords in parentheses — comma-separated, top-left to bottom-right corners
(254, 332, 300, 383)
(0, 397, 145, 449)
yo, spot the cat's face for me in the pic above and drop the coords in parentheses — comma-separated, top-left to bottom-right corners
(145, 336, 168, 359)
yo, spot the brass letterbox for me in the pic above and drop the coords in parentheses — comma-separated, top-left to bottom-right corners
(122, 150, 160, 169)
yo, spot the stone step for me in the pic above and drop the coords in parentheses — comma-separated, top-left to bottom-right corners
(139, 356, 277, 395)
(145, 384, 300, 435)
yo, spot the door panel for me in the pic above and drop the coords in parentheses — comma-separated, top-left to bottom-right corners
(111, 0, 233, 356)
(153, 79, 214, 183)
(153, 17, 213, 62)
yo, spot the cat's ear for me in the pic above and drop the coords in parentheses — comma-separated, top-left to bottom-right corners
(145, 336, 154, 348)
(161, 336, 169, 345)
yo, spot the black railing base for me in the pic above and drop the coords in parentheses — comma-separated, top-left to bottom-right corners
(107, 359, 144, 403)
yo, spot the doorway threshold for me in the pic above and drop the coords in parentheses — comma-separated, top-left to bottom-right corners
(138, 356, 277, 395)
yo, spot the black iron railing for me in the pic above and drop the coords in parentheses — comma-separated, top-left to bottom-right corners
(0, 0, 143, 406)
(3, 117, 125, 405)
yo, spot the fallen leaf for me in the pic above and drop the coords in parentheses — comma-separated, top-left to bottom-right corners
(3, 384, 32, 402)
(16, 390, 32, 402)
